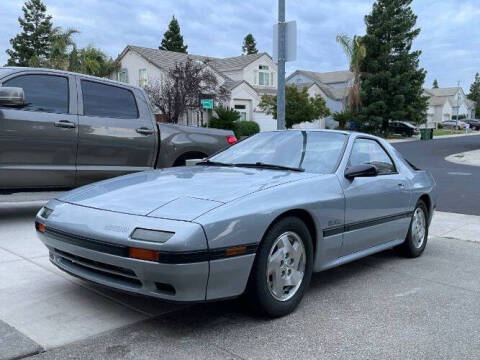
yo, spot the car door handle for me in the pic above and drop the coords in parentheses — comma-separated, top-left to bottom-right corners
(54, 120, 76, 128)
(136, 127, 154, 135)
(398, 183, 406, 188)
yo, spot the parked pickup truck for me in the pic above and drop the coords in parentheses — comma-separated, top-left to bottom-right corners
(0, 67, 236, 190)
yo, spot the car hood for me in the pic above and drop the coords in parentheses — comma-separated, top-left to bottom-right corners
(57, 166, 314, 220)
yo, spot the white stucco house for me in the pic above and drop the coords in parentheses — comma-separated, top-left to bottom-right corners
(112, 45, 278, 130)
(286, 70, 353, 129)
(423, 87, 475, 127)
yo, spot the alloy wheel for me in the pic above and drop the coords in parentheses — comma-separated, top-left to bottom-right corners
(411, 208, 426, 248)
(266, 231, 306, 301)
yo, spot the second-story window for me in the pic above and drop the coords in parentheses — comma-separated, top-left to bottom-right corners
(258, 65, 271, 86)
(139, 69, 148, 87)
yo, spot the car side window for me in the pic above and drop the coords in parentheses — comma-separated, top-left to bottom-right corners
(81, 80, 138, 119)
(349, 138, 396, 175)
(3, 74, 69, 114)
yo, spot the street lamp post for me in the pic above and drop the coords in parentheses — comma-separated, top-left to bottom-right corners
(277, 0, 286, 130)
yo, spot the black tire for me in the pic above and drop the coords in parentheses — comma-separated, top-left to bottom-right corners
(246, 217, 314, 318)
(397, 200, 429, 258)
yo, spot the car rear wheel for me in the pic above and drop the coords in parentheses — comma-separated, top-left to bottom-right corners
(397, 200, 429, 258)
(246, 217, 313, 317)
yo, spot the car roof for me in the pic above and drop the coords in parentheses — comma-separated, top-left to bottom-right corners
(1, 66, 142, 91)
(261, 129, 385, 141)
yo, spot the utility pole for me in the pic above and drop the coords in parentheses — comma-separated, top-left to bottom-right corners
(456, 80, 460, 129)
(277, 0, 286, 130)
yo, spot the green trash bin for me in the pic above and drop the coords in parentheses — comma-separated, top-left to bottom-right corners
(420, 129, 430, 140)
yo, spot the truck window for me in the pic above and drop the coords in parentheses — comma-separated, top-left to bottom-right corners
(3, 74, 69, 114)
(81, 80, 139, 119)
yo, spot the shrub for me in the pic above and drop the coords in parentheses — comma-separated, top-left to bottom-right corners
(437, 123, 443, 129)
(333, 110, 355, 129)
(208, 107, 240, 131)
(234, 121, 260, 137)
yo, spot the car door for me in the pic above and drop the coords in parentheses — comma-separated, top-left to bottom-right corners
(0, 72, 78, 189)
(339, 137, 412, 256)
(75, 78, 157, 186)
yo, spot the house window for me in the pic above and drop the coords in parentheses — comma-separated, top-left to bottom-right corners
(118, 69, 128, 83)
(259, 71, 270, 86)
(258, 65, 271, 86)
(139, 69, 148, 87)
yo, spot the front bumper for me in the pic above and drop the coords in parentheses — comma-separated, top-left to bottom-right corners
(36, 200, 256, 302)
(39, 231, 209, 301)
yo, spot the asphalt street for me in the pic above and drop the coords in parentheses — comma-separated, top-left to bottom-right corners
(393, 135, 480, 215)
(28, 236, 480, 360)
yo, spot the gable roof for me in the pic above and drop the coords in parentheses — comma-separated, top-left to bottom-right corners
(425, 87, 461, 97)
(208, 53, 271, 72)
(119, 46, 269, 75)
(287, 70, 353, 85)
(294, 81, 348, 101)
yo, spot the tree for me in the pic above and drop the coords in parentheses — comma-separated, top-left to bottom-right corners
(259, 85, 330, 128)
(468, 73, 480, 118)
(432, 79, 439, 88)
(336, 34, 366, 117)
(359, 0, 428, 134)
(69, 46, 119, 77)
(6, 0, 53, 66)
(159, 16, 188, 53)
(242, 34, 258, 55)
(46, 27, 78, 70)
(144, 58, 230, 123)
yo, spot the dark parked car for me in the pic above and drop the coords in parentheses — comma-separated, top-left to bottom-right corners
(0, 67, 236, 190)
(465, 119, 480, 130)
(389, 121, 419, 137)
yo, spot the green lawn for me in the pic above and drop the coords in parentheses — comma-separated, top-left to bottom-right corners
(433, 129, 464, 136)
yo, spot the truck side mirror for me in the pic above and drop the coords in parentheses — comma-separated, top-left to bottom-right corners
(0, 87, 25, 107)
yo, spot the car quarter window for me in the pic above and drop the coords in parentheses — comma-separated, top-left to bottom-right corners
(349, 138, 396, 175)
(3, 74, 69, 114)
(81, 80, 138, 119)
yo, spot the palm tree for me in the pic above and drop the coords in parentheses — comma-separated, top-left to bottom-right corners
(73, 46, 119, 78)
(336, 34, 366, 114)
(47, 27, 79, 70)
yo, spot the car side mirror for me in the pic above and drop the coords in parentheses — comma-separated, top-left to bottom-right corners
(345, 164, 378, 179)
(0, 87, 25, 107)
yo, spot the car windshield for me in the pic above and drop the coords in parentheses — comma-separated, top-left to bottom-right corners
(208, 131, 347, 174)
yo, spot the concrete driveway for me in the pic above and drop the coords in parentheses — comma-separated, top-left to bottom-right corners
(1, 201, 479, 359)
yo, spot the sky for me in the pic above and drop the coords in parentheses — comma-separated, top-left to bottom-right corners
(1, 0, 479, 92)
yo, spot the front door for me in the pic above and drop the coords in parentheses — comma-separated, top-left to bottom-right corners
(75, 78, 157, 186)
(0, 72, 78, 189)
(340, 138, 412, 256)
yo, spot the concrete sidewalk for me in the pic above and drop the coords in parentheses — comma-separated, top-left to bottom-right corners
(0, 205, 479, 359)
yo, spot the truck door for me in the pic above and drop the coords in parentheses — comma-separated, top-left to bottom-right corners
(75, 78, 157, 186)
(0, 72, 78, 189)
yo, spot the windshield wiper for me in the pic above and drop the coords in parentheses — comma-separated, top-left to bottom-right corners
(234, 162, 305, 172)
(197, 160, 234, 167)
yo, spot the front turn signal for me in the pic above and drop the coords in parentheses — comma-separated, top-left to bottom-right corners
(35, 222, 46, 233)
(129, 247, 159, 262)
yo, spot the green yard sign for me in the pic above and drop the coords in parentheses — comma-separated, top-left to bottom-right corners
(201, 99, 214, 109)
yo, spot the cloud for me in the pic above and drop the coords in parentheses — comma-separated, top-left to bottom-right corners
(1, 0, 479, 90)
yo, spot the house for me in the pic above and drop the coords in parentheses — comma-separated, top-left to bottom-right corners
(286, 70, 353, 128)
(112, 45, 277, 130)
(423, 87, 474, 127)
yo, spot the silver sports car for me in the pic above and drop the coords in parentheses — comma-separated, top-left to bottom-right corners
(36, 130, 436, 317)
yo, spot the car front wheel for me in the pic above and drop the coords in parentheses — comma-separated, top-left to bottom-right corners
(247, 217, 313, 317)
